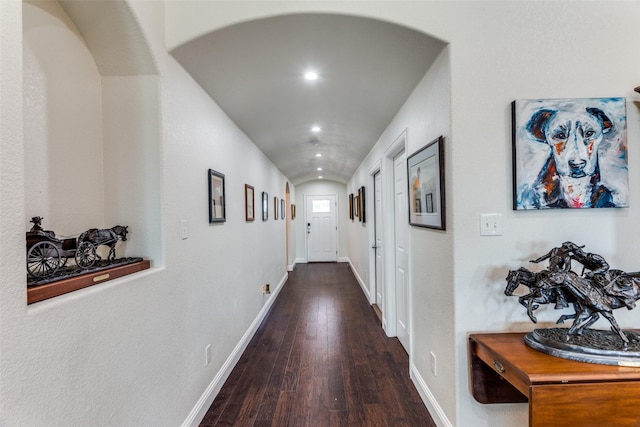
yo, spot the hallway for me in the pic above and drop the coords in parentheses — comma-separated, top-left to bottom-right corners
(199, 263, 436, 426)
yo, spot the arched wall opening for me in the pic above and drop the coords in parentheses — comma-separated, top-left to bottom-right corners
(23, 0, 162, 273)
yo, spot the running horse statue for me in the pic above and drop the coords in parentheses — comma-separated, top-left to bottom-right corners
(78, 225, 128, 262)
(505, 267, 578, 325)
(505, 242, 640, 346)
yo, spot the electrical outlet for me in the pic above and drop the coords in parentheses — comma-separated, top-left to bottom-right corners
(205, 344, 211, 366)
(430, 352, 437, 376)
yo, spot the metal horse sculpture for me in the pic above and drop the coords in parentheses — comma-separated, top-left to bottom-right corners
(505, 267, 578, 324)
(505, 242, 640, 346)
(78, 225, 128, 262)
(551, 269, 640, 345)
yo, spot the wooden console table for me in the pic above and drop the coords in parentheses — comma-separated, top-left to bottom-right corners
(469, 332, 640, 426)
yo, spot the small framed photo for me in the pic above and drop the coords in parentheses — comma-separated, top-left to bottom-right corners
(407, 136, 445, 230)
(262, 192, 269, 221)
(349, 194, 354, 220)
(354, 195, 360, 219)
(291, 204, 296, 220)
(274, 197, 279, 220)
(281, 199, 285, 219)
(208, 169, 225, 223)
(358, 186, 366, 223)
(245, 184, 255, 222)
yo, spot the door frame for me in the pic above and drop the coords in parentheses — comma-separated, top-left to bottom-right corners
(368, 129, 408, 337)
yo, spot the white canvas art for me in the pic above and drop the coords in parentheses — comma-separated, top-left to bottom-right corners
(513, 97, 628, 210)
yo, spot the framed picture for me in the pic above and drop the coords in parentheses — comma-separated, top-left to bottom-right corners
(291, 204, 296, 220)
(349, 194, 354, 220)
(274, 197, 278, 220)
(262, 192, 268, 221)
(208, 169, 225, 223)
(407, 135, 445, 230)
(245, 184, 255, 221)
(354, 195, 360, 219)
(281, 199, 285, 219)
(512, 97, 628, 210)
(358, 186, 366, 223)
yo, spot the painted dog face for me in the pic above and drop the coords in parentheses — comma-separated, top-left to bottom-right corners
(527, 107, 613, 179)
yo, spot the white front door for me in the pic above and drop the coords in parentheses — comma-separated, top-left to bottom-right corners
(374, 171, 383, 311)
(306, 194, 337, 262)
(394, 151, 410, 352)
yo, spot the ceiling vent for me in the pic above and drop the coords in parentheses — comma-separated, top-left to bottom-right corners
(308, 136, 320, 145)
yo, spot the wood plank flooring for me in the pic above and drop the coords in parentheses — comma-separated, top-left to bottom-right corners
(199, 263, 436, 427)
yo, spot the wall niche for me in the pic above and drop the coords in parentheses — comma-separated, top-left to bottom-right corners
(23, 0, 161, 301)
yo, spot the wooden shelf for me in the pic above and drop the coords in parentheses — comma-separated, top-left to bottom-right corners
(469, 332, 640, 426)
(27, 259, 150, 304)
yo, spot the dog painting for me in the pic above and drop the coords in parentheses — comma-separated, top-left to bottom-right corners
(513, 97, 628, 210)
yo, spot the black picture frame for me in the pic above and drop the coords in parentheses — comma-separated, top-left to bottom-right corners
(262, 192, 269, 221)
(245, 184, 255, 222)
(349, 193, 354, 220)
(407, 135, 445, 230)
(208, 169, 226, 223)
(359, 186, 366, 223)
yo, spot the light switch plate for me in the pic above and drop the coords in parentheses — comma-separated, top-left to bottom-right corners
(480, 214, 502, 236)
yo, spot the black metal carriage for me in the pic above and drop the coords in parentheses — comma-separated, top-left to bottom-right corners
(26, 229, 97, 278)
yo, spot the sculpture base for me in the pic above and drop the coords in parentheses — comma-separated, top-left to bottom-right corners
(525, 328, 640, 366)
(27, 258, 150, 304)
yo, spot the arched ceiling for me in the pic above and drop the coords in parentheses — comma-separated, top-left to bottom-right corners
(171, 13, 445, 185)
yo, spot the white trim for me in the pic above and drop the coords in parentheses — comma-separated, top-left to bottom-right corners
(295, 257, 307, 264)
(410, 363, 453, 427)
(337, 256, 350, 263)
(380, 128, 408, 337)
(182, 272, 288, 427)
(367, 166, 381, 306)
(287, 261, 296, 271)
(348, 258, 371, 301)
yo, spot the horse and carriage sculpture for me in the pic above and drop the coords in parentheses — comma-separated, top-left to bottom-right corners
(505, 241, 640, 356)
(26, 216, 129, 280)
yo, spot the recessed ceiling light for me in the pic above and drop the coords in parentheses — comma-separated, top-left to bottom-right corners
(315, 153, 322, 157)
(318, 176, 323, 179)
(317, 167, 323, 171)
(304, 71, 318, 81)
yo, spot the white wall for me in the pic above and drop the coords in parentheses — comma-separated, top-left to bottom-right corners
(23, 1, 104, 234)
(294, 180, 349, 264)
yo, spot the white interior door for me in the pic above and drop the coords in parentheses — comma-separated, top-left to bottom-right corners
(374, 172, 383, 311)
(306, 194, 337, 262)
(394, 151, 409, 351)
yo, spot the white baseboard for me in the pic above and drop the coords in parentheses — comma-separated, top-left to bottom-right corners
(295, 257, 307, 264)
(338, 256, 349, 263)
(181, 272, 288, 427)
(348, 258, 371, 302)
(287, 261, 296, 271)
(410, 363, 453, 427)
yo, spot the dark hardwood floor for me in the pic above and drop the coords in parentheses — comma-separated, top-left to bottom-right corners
(200, 263, 436, 427)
